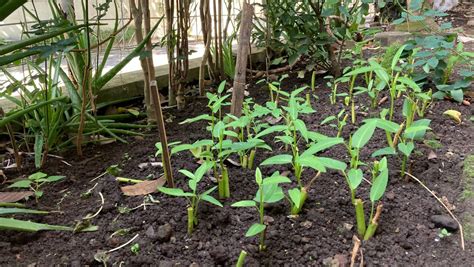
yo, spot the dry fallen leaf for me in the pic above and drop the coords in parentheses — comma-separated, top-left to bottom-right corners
(443, 110, 462, 124)
(121, 177, 166, 196)
(441, 196, 456, 211)
(0, 191, 34, 203)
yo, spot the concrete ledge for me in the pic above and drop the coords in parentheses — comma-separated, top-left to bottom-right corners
(1, 47, 265, 111)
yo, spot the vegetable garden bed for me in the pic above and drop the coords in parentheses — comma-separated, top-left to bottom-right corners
(1, 70, 472, 266)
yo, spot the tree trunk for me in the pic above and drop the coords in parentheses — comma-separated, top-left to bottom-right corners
(230, 2, 253, 117)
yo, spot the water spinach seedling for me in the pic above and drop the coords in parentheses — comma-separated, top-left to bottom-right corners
(9, 172, 65, 200)
(321, 109, 349, 138)
(231, 168, 291, 251)
(343, 157, 389, 240)
(158, 161, 222, 234)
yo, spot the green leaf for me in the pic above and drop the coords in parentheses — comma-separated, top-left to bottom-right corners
(351, 121, 377, 149)
(217, 80, 226, 94)
(179, 170, 195, 180)
(255, 167, 263, 185)
(231, 200, 257, 207)
(321, 116, 336, 125)
(301, 137, 344, 157)
(294, 119, 308, 141)
(348, 168, 363, 190)
(195, 161, 213, 181)
(317, 157, 347, 171)
(288, 188, 302, 209)
(262, 175, 291, 185)
(297, 156, 327, 172)
(0, 218, 72, 232)
(245, 223, 266, 237)
(398, 76, 421, 92)
(8, 180, 32, 188)
(370, 166, 389, 202)
(398, 142, 414, 157)
(371, 147, 397, 157)
(365, 118, 400, 133)
(450, 89, 464, 103)
(200, 194, 223, 207)
(403, 119, 431, 140)
(254, 125, 286, 139)
(179, 114, 213, 124)
(0, 208, 49, 215)
(260, 154, 293, 166)
(158, 187, 194, 197)
(391, 44, 407, 71)
(28, 172, 48, 180)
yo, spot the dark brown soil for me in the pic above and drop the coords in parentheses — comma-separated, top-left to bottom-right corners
(1, 65, 473, 266)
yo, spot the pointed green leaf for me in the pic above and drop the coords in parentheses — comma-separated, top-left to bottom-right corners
(288, 188, 302, 209)
(260, 154, 293, 166)
(351, 121, 377, 149)
(370, 167, 389, 202)
(398, 142, 414, 157)
(158, 187, 194, 197)
(348, 168, 363, 190)
(317, 157, 347, 171)
(371, 147, 397, 158)
(231, 200, 257, 207)
(301, 138, 344, 157)
(200, 194, 223, 207)
(245, 223, 266, 237)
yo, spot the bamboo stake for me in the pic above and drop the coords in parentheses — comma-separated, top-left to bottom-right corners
(230, 2, 253, 117)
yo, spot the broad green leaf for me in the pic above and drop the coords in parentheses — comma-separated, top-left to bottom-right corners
(262, 176, 291, 185)
(8, 180, 32, 188)
(344, 66, 378, 77)
(317, 157, 347, 171)
(348, 168, 363, 190)
(351, 121, 377, 149)
(29, 172, 47, 181)
(200, 194, 223, 207)
(245, 223, 266, 237)
(231, 200, 256, 207)
(398, 76, 421, 92)
(301, 137, 344, 157)
(276, 135, 294, 145)
(365, 118, 400, 133)
(254, 184, 285, 203)
(158, 187, 194, 197)
(260, 154, 293, 166)
(288, 188, 302, 209)
(297, 156, 326, 172)
(398, 142, 414, 157)
(171, 144, 193, 154)
(371, 147, 397, 157)
(370, 167, 389, 202)
(403, 119, 431, 140)
(450, 89, 464, 103)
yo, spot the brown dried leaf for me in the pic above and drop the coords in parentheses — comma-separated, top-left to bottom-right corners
(0, 191, 34, 203)
(121, 177, 166, 196)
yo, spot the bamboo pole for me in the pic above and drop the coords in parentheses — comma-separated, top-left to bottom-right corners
(230, 2, 253, 117)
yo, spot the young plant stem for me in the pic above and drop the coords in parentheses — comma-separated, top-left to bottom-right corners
(187, 207, 194, 234)
(236, 250, 247, 267)
(389, 73, 400, 121)
(248, 149, 256, 169)
(258, 182, 265, 251)
(364, 203, 383, 240)
(401, 155, 408, 178)
(354, 198, 366, 237)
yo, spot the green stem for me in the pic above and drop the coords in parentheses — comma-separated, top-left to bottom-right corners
(354, 198, 366, 237)
(401, 155, 407, 178)
(259, 183, 266, 251)
(236, 250, 247, 267)
(187, 207, 194, 235)
(248, 149, 256, 169)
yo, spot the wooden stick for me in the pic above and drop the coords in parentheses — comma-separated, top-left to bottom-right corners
(230, 2, 254, 117)
(405, 172, 464, 250)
